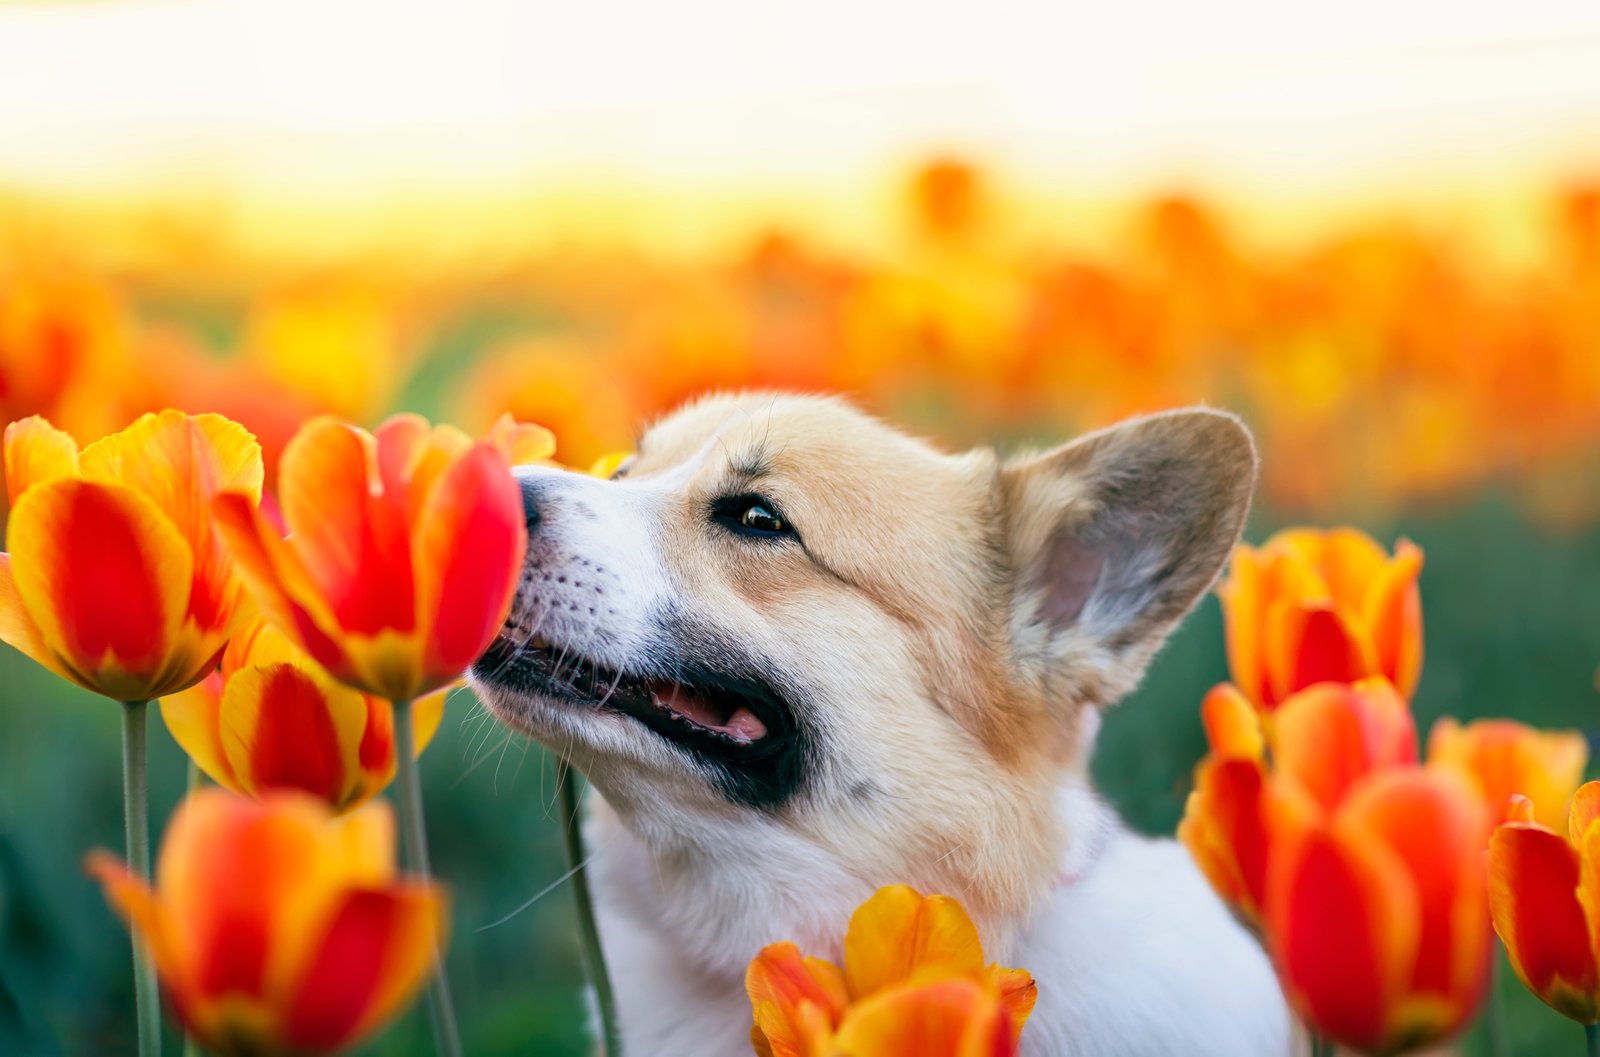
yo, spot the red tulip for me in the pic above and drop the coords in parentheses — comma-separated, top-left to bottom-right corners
(88, 789, 447, 1057)
(213, 413, 538, 701)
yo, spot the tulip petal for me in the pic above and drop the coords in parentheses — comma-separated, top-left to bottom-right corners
(1182, 756, 1275, 918)
(489, 413, 557, 465)
(9, 479, 195, 699)
(988, 966, 1038, 1043)
(4, 415, 79, 502)
(589, 450, 633, 479)
(157, 793, 326, 1002)
(1429, 718, 1589, 829)
(377, 415, 473, 532)
(1570, 782, 1600, 850)
(86, 851, 190, 999)
(220, 663, 367, 808)
(1267, 822, 1418, 1054)
(833, 977, 1012, 1057)
(0, 552, 70, 683)
(212, 492, 353, 683)
(1314, 527, 1390, 614)
(1217, 544, 1267, 707)
(350, 688, 448, 804)
(1341, 768, 1490, 1034)
(1363, 538, 1424, 700)
(161, 673, 241, 790)
(747, 942, 850, 1057)
(322, 800, 401, 888)
(1489, 822, 1600, 1022)
(1264, 602, 1373, 704)
(1200, 682, 1264, 760)
(279, 418, 419, 638)
(281, 883, 446, 1051)
(844, 886, 986, 1000)
(413, 442, 526, 685)
(1272, 680, 1416, 812)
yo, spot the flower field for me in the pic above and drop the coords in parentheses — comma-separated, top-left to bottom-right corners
(0, 158, 1597, 1056)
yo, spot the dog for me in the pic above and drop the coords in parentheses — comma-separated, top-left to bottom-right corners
(471, 392, 1289, 1056)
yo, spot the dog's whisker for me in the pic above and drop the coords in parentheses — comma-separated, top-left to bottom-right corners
(450, 732, 515, 789)
(474, 846, 602, 932)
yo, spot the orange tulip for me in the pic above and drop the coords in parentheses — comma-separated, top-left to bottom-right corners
(1179, 679, 1416, 924)
(162, 616, 447, 812)
(1428, 717, 1589, 828)
(831, 977, 1020, 1057)
(1487, 783, 1600, 1024)
(0, 411, 262, 700)
(1219, 528, 1423, 711)
(1179, 754, 1273, 922)
(747, 885, 1037, 1057)
(212, 412, 541, 702)
(87, 789, 446, 1057)
(1267, 767, 1491, 1054)
(1270, 678, 1417, 813)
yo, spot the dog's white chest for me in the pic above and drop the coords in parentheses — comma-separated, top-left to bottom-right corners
(589, 811, 1289, 1057)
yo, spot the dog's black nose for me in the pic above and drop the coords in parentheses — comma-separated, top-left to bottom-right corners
(519, 479, 542, 533)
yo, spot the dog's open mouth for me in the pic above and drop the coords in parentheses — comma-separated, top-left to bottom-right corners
(475, 628, 788, 762)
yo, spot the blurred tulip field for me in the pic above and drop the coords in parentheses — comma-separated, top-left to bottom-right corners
(2, 2, 1600, 1055)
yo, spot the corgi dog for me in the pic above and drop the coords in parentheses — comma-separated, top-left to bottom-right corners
(471, 393, 1289, 1056)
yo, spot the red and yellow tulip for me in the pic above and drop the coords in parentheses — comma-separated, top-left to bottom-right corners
(88, 788, 447, 1057)
(746, 885, 1037, 1057)
(1487, 783, 1600, 1024)
(1270, 678, 1417, 813)
(1267, 767, 1491, 1054)
(212, 412, 543, 702)
(1179, 678, 1417, 924)
(0, 410, 263, 700)
(1219, 528, 1423, 712)
(162, 616, 447, 812)
(1428, 716, 1589, 828)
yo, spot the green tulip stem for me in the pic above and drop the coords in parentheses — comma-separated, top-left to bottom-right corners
(1308, 1029, 1335, 1057)
(560, 767, 622, 1057)
(1486, 941, 1509, 1057)
(390, 697, 463, 1057)
(1586, 1022, 1599, 1057)
(121, 700, 161, 1057)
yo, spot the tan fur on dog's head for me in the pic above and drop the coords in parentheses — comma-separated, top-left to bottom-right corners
(473, 392, 1256, 925)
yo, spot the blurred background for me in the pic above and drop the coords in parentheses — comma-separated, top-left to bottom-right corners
(1, 0, 1598, 1053)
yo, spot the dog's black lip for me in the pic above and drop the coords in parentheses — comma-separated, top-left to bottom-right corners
(474, 632, 791, 764)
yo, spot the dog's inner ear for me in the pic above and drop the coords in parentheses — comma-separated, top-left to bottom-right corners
(1000, 409, 1258, 701)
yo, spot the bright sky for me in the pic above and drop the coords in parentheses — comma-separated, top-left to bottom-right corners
(1, 0, 1598, 199)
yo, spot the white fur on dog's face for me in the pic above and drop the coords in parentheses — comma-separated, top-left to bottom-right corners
(471, 392, 1256, 920)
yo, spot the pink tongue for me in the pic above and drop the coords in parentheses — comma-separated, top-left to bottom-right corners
(652, 685, 768, 743)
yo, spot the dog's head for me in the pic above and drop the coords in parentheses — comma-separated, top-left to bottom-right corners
(472, 393, 1255, 916)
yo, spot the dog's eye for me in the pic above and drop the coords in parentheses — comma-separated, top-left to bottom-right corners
(713, 496, 794, 540)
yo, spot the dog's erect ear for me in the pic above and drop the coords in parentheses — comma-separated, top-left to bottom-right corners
(999, 408, 1257, 705)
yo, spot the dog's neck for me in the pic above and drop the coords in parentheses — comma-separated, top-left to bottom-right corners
(584, 773, 1120, 980)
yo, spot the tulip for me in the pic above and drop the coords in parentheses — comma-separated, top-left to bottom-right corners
(747, 885, 1037, 1057)
(1270, 678, 1417, 813)
(1179, 679, 1416, 925)
(211, 412, 533, 703)
(212, 411, 538, 1057)
(88, 789, 446, 1057)
(0, 409, 263, 1057)
(0, 411, 262, 701)
(1267, 767, 1491, 1055)
(1487, 783, 1600, 1035)
(1428, 717, 1589, 828)
(162, 616, 447, 812)
(1179, 755, 1273, 923)
(1219, 528, 1423, 712)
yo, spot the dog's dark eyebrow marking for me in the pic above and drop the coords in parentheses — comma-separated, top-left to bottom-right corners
(727, 443, 771, 480)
